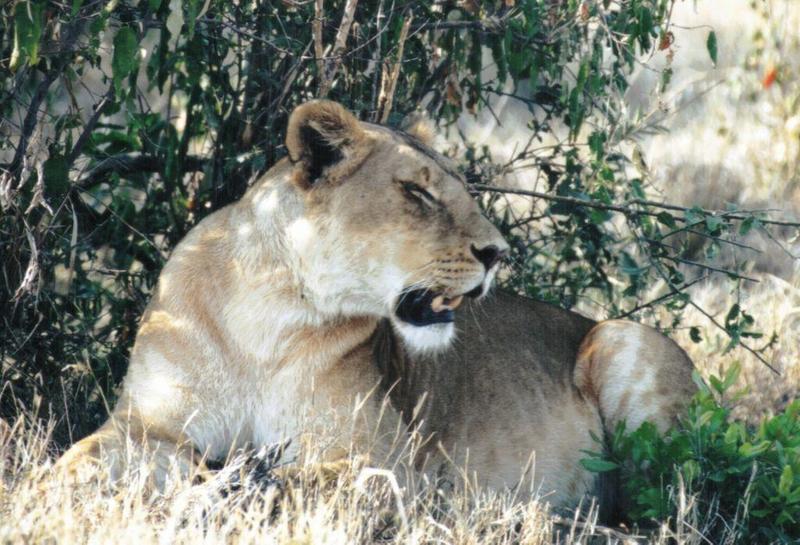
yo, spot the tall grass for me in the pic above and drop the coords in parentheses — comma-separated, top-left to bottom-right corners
(0, 413, 747, 544)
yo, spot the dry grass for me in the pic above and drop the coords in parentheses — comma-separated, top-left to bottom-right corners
(0, 415, 743, 545)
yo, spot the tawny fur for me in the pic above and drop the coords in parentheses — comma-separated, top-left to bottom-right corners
(58, 101, 696, 511)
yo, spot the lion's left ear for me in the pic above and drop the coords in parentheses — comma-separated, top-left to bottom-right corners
(286, 100, 371, 188)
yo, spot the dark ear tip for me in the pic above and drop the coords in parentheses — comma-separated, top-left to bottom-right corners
(285, 100, 365, 186)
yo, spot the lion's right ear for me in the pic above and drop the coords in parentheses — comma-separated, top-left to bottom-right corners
(285, 100, 371, 188)
(401, 111, 436, 146)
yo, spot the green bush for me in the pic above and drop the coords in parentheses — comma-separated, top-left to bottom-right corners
(583, 365, 800, 542)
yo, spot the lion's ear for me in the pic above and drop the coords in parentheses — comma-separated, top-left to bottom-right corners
(401, 112, 435, 146)
(286, 100, 370, 187)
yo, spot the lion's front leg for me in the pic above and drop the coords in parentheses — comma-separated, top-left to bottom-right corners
(54, 416, 209, 491)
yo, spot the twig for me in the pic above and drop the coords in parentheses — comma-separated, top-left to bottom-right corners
(614, 275, 709, 319)
(67, 88, 114, 165)
(688, 299, 780, 375)
(9, 71, 61, 175)
(411, 18, 522, 36)
(636, 231, 781, 375)
(369, 0, 387, 122)
(318, 0, 359, 97)
(642, 237, 760, 282)
(313, 0, 325, 77)
(74, 154, 207, 190)
(377, 14, 412, 123)
(683, 228, 762, 252)
(271, 41, 313, 114)
(470, 183, 800, 228)
(662, 255, 759, 283)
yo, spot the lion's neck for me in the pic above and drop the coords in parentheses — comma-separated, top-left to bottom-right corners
(218, 171, 378, 372)
(370, 320, 438, 427)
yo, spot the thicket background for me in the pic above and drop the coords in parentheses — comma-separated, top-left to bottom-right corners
(1, 0, 797, 452)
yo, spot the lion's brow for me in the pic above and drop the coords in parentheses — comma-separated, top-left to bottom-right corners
(394, 130, 467, 184)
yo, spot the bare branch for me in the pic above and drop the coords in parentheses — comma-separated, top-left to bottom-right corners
(318, 0, 359, 97)
(688, 299, 780, 375)
(613, 274, 710, 319)
(313, 0, 325, 77)
(471, 183, 800, 228)
(377, 14, 412, 124)
(67, 89, 114, 165)
(74, 154, 207, 190)
(369, 0, 386, 122)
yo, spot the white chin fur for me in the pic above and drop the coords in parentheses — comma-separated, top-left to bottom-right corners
(391, 320, 455, 354)
(478, 266, 498, 298)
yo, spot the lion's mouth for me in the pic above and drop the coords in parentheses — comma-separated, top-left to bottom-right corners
(394, 289, 466, 327)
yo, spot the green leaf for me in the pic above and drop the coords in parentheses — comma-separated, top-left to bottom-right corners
(185, 0, 201, 38)
(580, 458, 619, 473)
(630, 179, 646, 199)
(589, 209, 611, 224)
(112, 27, 139, 93)
(724, 423, 743, 445)
(706, 30, 718, 66)
(10, 2, 44, 70)
(588, 131, 606, 160)
(779, 465, 794, 496)
(620, 252, 646, 278)
(722, 362, 741, 390)
(685, 206, 705, 226)
(705, 214, 724, 233)
(656, 211, 676, 228)
(576, 60, 589, 94)
(71, 0, 84, 17)
(689, 326, 702, 343)
(681, 460, 700, 483)
(739, 216, 759, 236)
(660, 66, 673, 91)
(725, 303, 741, 328)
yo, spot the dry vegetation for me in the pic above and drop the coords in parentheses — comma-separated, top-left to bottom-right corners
(0, 416, 740, 544)
(2, 1, 800, 543)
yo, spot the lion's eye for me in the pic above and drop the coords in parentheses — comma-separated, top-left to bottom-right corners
(401, 181, 438, 208)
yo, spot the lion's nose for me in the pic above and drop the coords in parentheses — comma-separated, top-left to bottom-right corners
(471, 244, 507, 271)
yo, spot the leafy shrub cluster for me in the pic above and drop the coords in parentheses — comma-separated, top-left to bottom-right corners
(584, 365, 800, 542)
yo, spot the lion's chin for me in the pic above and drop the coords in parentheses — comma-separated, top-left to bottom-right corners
(390, 319, 455, 354)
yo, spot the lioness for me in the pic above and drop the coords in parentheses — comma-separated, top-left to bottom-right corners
(58, 100, 695, 513)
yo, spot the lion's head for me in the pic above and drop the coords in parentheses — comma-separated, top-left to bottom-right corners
(277, 100, 508, 352)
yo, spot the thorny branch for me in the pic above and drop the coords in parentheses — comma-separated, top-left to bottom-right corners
(470, 183, 800, 228)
